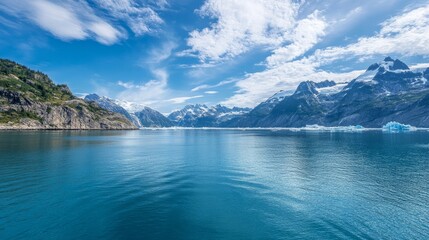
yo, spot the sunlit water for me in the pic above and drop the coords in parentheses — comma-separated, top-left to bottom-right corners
(0, 130, 428, 239)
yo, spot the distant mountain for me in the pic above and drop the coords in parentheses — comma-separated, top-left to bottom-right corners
(228, 57, 429, 128)
(0, 59, 136, 129)
(168, 104, 251, 127)
(134, 107, 174, 127)
(84, 94, 173, 128)
(224, 80, 345, 127)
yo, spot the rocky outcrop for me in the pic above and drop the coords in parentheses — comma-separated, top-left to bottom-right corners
(0, 59, 136, 130)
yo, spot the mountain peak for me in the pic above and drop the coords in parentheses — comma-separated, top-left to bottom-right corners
(84, 93, 101, 101)
(295, 81, 318, 95)
(367, 58, 410, 72)
(391, 59, 409, 70)
(384, 56, 395, 62)
(185, 104, 208, 109)
(367, 63, 380, 71)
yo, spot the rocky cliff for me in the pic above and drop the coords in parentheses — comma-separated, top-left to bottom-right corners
(0, 59, 137, 130)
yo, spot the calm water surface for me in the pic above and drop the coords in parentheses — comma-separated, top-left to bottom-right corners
(0, 130, 428, 239)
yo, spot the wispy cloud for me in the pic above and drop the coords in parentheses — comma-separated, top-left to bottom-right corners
(266, 11, 327, 67)
(0, 0, 125, 44)
(191, 79, 238, 92)
(204, 91, 218, 94)
(116, 40, 179, 110)
(166, 95, 204, 104)
(117, 68, 169, 106)
(0, 0, 163, 45)
(93, 0, 163, 36)
(140, 40, 177, 66)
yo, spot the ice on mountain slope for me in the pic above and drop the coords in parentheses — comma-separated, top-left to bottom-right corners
(317, 82, 348, 95)
(114, 99, 147, 113)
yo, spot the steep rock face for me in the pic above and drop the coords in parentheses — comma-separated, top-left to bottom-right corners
(0, 59, 136, 129)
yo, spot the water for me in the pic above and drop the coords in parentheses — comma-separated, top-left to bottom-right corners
(0, 130, 428, 240)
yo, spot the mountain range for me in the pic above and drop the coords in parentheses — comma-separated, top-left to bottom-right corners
(167, 104, 251, 127)
(83, 95, 250, 128)
(225, 57, 429, 127)
(2, 57, 429, 129)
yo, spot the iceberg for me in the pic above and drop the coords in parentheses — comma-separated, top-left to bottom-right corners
(382, 122, 416, 132)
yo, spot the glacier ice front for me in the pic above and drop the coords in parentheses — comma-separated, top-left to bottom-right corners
(382, 122, 416, 132)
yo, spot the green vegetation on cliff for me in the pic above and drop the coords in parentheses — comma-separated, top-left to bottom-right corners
(0, 59, 136, 129)
(0, 59, 73, 104)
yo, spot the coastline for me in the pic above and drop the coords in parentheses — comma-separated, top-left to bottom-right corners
(0, 125, 138, 130)
(1, 125, 428, 132)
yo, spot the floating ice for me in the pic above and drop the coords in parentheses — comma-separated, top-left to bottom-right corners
(302, 125, 366, 132)
(382, 122, 416, 132)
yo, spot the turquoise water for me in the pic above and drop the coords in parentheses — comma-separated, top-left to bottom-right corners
(0, 130, 428, 239)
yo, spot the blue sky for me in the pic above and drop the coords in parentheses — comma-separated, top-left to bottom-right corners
(1, 0, 429, 113)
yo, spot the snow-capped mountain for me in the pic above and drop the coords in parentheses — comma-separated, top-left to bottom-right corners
(168, 104, 251, 127)
(84, 94, 172, 128)
(84, 94, 137, 125)
(227, 57, 429, 128)
(83, 58, 429, 128)
(224, 80, 344, 127)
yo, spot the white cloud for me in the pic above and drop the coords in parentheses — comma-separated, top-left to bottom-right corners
(310, 4, 429, 65)
(94, 0, 163, 36)
(88, 21, 123, 45)
(0, 0, 125, 45)
(266, 11, 327, 67)
(30, 0, 88, 40)
(191, 79, 238, 92)
(166, 95, 204, 104)
(0, 0, 163, 44)
(204, 91, 218, 94)
(410, 63, 429, 70)
(140, 40, 177, 65)
(221, 4, 429, 108)
(186, 0, 299, 62)
(117, 68, 169, 106)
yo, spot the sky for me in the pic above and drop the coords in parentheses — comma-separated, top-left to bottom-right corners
(1, 0, 429, 113)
